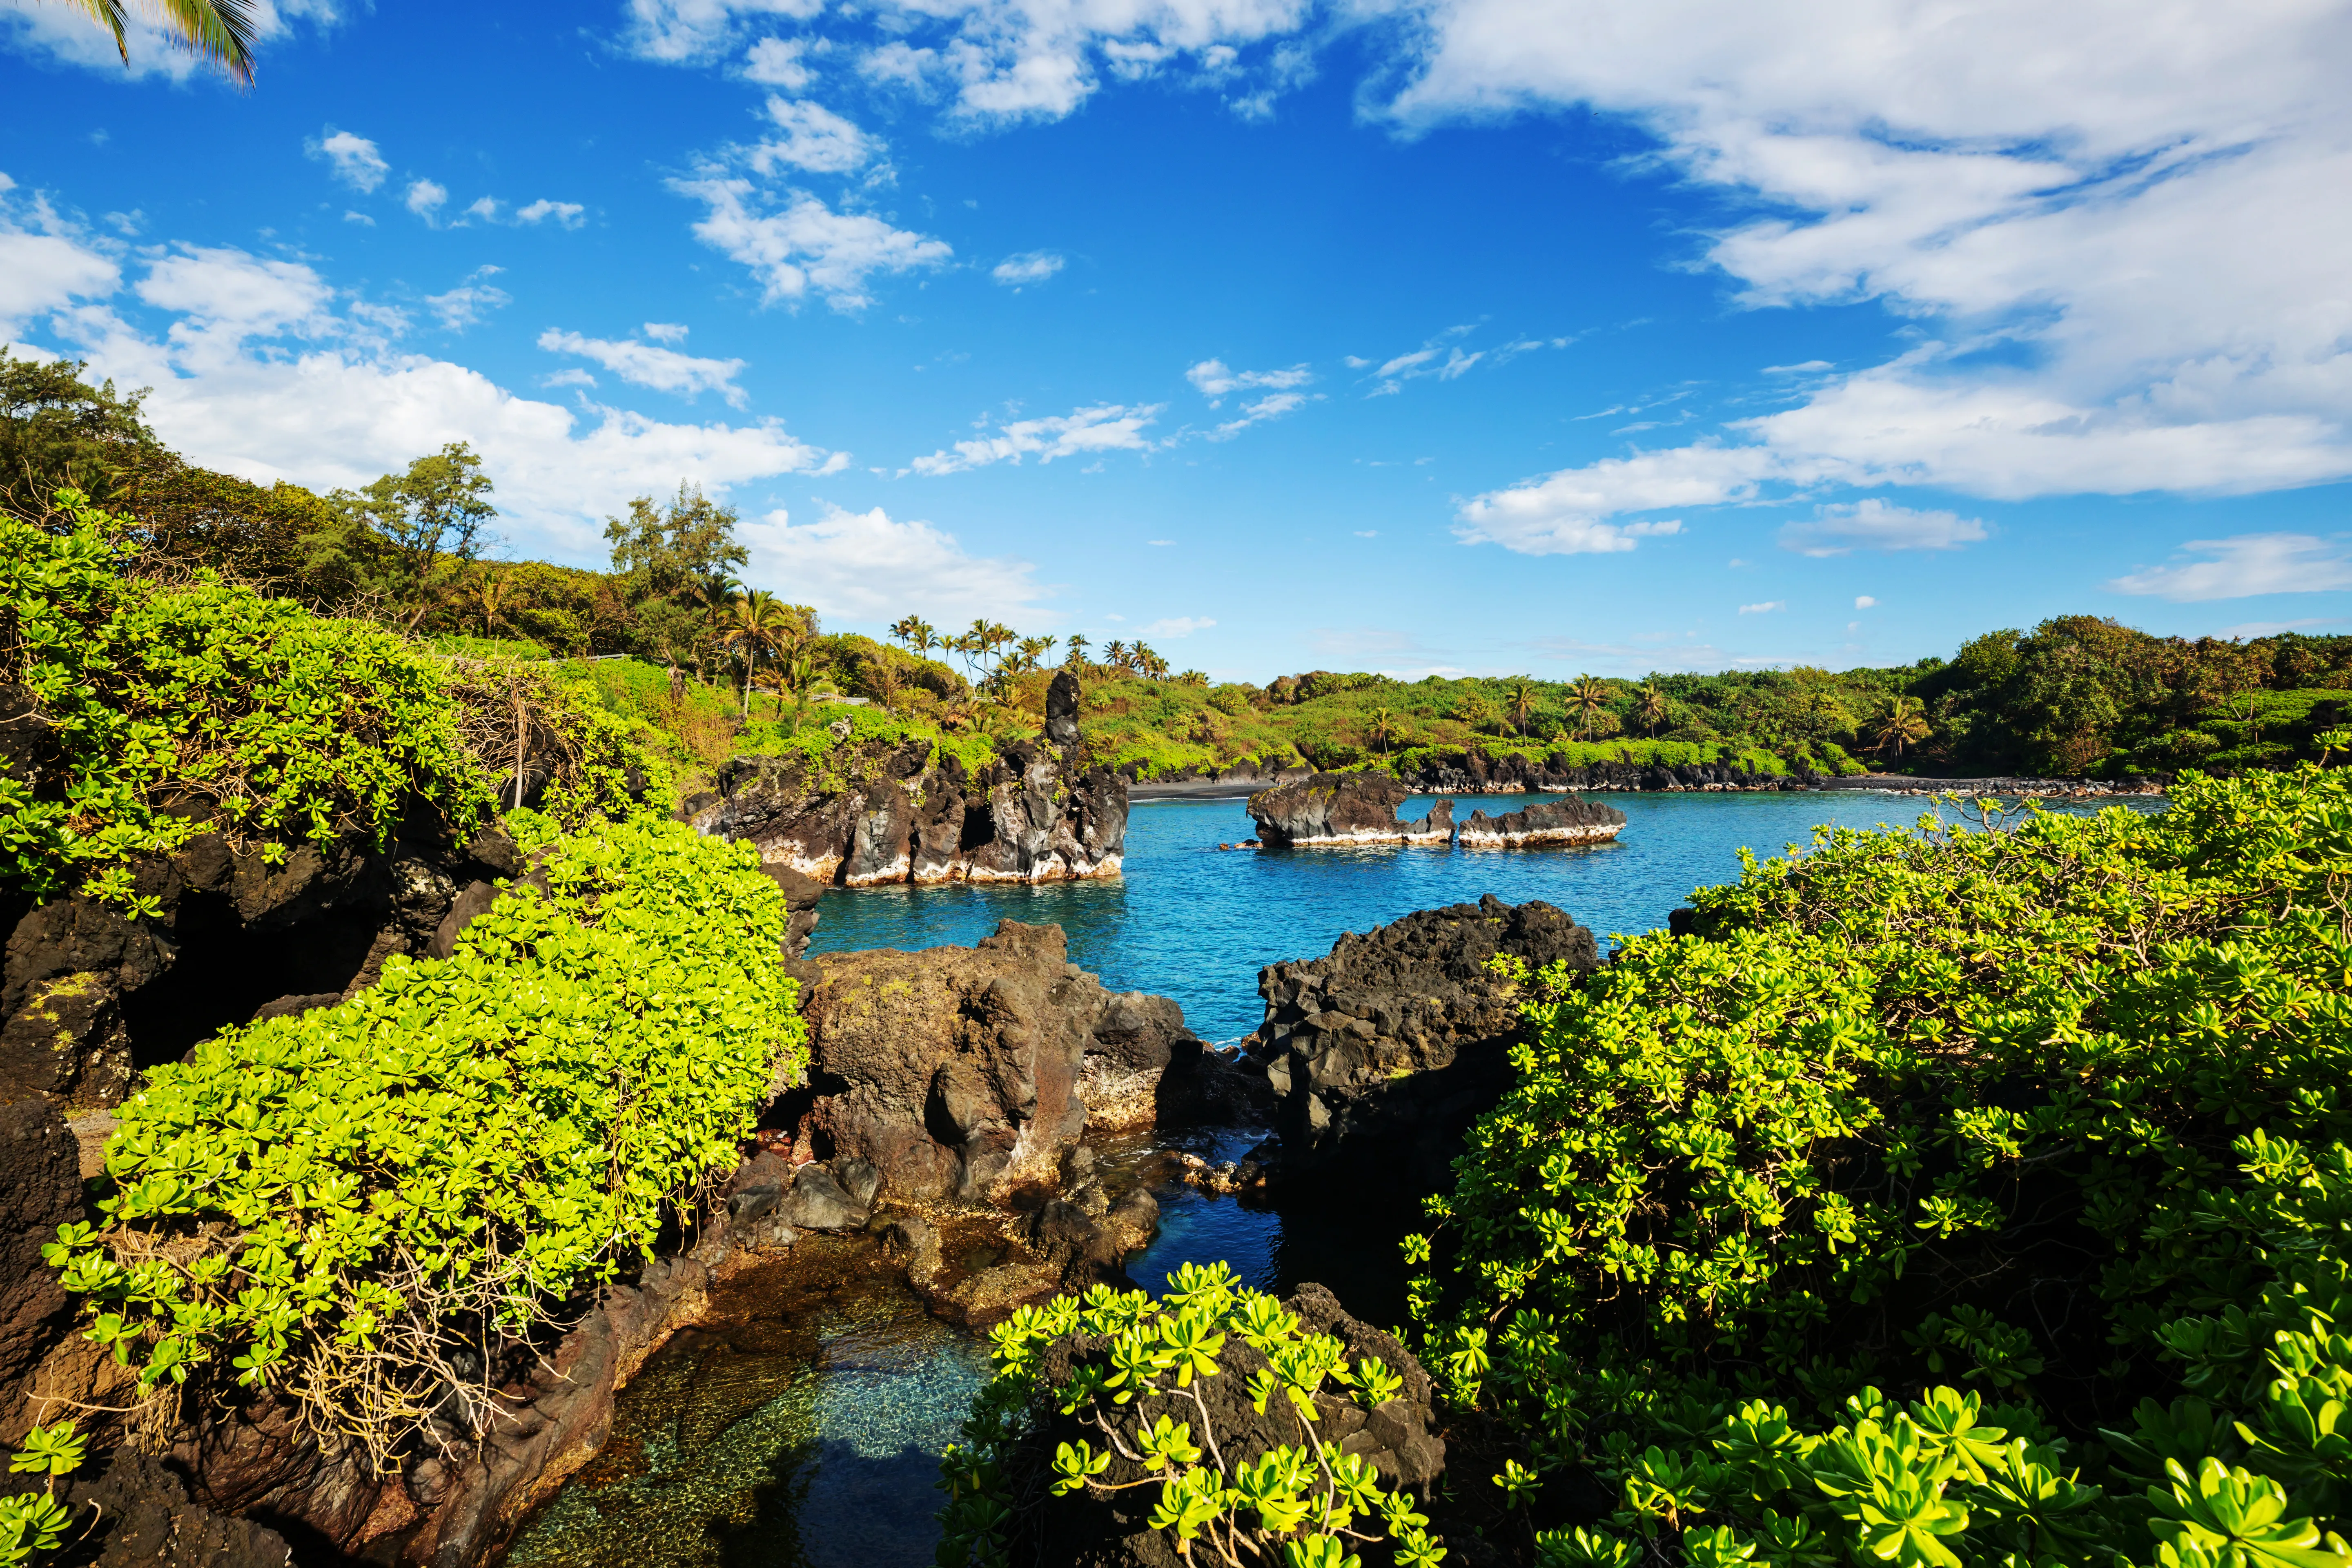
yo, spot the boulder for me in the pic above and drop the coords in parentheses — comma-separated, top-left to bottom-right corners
(0, 1096, 82, 1428)
(1247, 895, 1600, 1196)
(796, 921, 1202, 1204)
(1045, 668, 1082, 749)
(1246, 773, 1452, 847)
(1454, 793, 1626, 847)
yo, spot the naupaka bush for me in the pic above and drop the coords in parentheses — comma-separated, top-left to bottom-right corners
(44, 814, 807, 1468)
(1405, 766, 2352, 1566)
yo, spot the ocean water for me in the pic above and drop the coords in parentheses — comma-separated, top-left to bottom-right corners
(505, 789, 2152, 1567)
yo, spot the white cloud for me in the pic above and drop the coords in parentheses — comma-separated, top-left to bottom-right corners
(542, 367, 598, 390)
(643, 321, 690, 343)
(1456, 444, 1768, 553)
(1777, 499, 1989, 557)
(1185, 357, 1311, 401)
(1396, 0, 2352, 528)
(909, 402, 1161, 474)
(743, 34, 817, 87)
(342, 210, 374, 226)
(1211, 389, 1314, 439)
(515, 198, 586, 228)
(0, 194, 834, 557)
(404, 179, 447, 220)
(674, 176, 951, 311)
(991, 249, 1065, 285)
(1354, 529, 1377, 537)
(425, 269, 511, 332)
(1854, 595, 1876, 608)
(1738, 601, 1786, 615)
(2214, 617, 2347, 638)
(538, 327, 749, 406)
(739, 503, 1048, 621)
(2107, 535, 2352, 603)
(308, 129, 387, 193)
(751, 97, 880, 174)
(1141, 615, 1215, 637)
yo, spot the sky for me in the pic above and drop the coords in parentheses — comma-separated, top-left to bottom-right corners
(3, 0, 2350, 681)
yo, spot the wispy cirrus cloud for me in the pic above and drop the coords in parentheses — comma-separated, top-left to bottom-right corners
(2108, 535, 2352, 603)
(908, 401, 1163, 475)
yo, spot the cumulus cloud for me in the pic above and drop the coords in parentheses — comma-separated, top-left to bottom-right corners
(738, 503, 1048, 621)
(308, 129, 387, 193)
(515, 198, 587, 228)
(1777, 499, 1989, 557)
(1455, 444, 1773, 553)
(2107, 535, 2352, 603)
(743, 34, 818, 87)
(0, 191, 835, 557)
(674, 176, 951, 310)
(991, 249, 1065, 285)
(621, 0, 824, 63)
(1402, 0, 2352, 536)
(1854, 595, 1876, 608)
(643, 321, 690, 343)
(538, 327, 748, 405)
(1738, 601, 1785, 615)
(1185, 357, 1310, 402)
(909, 402, 1161, 475)
(751, 97, 881, 174)
(403, 179, 447, 220)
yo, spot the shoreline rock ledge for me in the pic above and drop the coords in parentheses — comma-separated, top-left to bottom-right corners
(1455, 794, 1625, 847)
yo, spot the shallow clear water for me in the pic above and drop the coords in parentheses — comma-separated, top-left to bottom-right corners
(509, 789, 2151, 1566)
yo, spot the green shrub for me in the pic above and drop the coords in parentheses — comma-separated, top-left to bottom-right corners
(939, 1261, 1446, 1568)
(1403, 767, 2352, 1564)
(1, 494, 494, 912)
(44, 815, 806, 1468)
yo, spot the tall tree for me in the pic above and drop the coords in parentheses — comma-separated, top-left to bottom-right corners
(1503, 678, 1539, 739)
(333, 443, 497, 629)
(891, 615, 938, 657)
(1634, 680, 1669, 738)
(604, 483, 747, 602)
(1366, 704, 1401, 759)
(54, 0, 258, 82)
(1065, 633, 1090, 668)
(720, 590, 795, 719)
(1867, 694, 1931, 764)
(1567, 675, 1611, 742)
(0, 350, 158, 512)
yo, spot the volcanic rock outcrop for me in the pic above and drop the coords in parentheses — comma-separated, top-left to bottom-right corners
(1246, 895, 1600, 1196)
(792, 920, 1216, 1205)
(683, 675, 1128, 886)
(1245, 773, 1455, 846)
(0, 824, 530, 1113)
(1455, 794, 1626, 847)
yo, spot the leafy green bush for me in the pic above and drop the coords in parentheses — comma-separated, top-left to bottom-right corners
(1, 494, 493, 911)
(1404, 767, 2352, 1565)
(44, 815, 806, 1468)
(940, 1261, 1445, 1568)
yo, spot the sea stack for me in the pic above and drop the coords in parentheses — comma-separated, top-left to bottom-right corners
(1245, 772, 1453, 846)
(1454, 794, 1626, 848)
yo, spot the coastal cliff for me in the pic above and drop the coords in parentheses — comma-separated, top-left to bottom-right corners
(682, 670, 1128, 886)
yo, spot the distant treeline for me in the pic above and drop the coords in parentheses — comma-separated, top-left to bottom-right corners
(9, 348, 2343, 784)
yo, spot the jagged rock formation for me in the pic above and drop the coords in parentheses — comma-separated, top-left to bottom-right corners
(792, 920, 1206, 1204)
(1246, 773, 1455, 846)
(0, 825, 528, 1112)
(1010, 1283, 1447, 1567)
(1247, 895, 1600, 1196)
(1455, 794, 1627, 847)
(682, 732, 1128, 887)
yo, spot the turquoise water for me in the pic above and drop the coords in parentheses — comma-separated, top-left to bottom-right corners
(510, 789, 2152, 1566)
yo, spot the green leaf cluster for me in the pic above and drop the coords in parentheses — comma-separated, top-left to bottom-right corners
(939, 1260, 1444, 1567)
(1396, 765, 2352, 1565)
(42, 815, 806, 1468)
(0, 492, 493, 910)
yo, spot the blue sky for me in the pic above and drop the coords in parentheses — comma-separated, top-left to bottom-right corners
(4, 0, 2350, 679)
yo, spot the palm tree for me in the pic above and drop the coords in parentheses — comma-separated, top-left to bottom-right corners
(1568, 675, 1611, 742)
(1634, 681, 1670, 739)
(1134, 644, 1167, 680)
(1503, 678, 1538, 739)
(1867, 694, 1932, 764)
(1103, 639, 1129, 672)
(891, 615, 938, 658)
(60, 0, 258, 82)
(1016, 634, 1056, 675)
(1176, 669, 1209, 687)
(720, 590, 794, 719)
(1065, 634, 1090, 669)
(1365, 704, 1402, 759)
(468, 570, 512, 641)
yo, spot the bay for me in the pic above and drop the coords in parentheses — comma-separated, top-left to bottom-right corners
(506, 788, 2143, 1567)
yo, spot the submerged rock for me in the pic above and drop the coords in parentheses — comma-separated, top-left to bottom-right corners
(1247, 894, 1600, 1197)
(1454, 793, 1626, 847)
(1246, 772, 1454, 847)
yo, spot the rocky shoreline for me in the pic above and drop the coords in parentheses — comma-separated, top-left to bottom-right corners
(1247, 772, 1628, 849)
